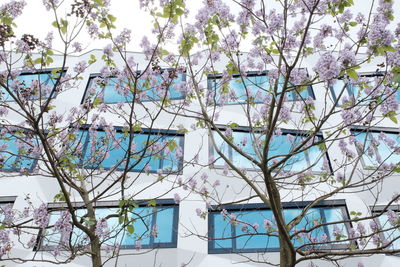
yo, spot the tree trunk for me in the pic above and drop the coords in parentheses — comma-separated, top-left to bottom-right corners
(280, 235, 296, 267)
(90, 237, 102, 267)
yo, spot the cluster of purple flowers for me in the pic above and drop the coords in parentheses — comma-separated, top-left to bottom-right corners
(33, 203, 49, 228)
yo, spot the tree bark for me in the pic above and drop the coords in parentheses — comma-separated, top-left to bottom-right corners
(90, 237, 102, 267)
(280, 236, 296, 267)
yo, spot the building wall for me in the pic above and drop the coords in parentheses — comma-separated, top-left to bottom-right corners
(1, 50, 400, 267)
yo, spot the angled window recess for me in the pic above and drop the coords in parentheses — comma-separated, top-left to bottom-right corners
(0, 129, 39, 172)
(38, 199, 179, 250)
(0, 69, 66, 102)
(330, 72, 400, 106)
(210, 127, 330, 172)
(208, 200, 351, 254)
(0, 196, 17, 222)
(82, 69, 186, 104)
(372, 205, 400, 250)
(207, 71, 315, 105)
(350, 127, 400, 168)
(68, 126, 184, 173)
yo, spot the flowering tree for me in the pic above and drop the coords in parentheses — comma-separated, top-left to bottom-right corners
(1, 0, 400, 267)
(173, 0, 400, 267)
(0, 1, 190, 266)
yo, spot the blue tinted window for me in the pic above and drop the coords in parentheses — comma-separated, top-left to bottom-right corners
(75, 128, 184, 173)
(211, 130, 328, 172)
(330, 75, 400, 105)
(0, 71, 63, 102)
(208, 73, 314, 105)
(0, 132, 38, 172)
(86, 71, 186, 104)
(209, 202, 350, 253)
(375, 210, 400, 250)
(351, 130, 400, 168)
(41, 203, 178, 250)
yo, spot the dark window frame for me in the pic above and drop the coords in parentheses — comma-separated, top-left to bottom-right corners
(73, 124, 185, 174)
(208, 199, 352, 254)
(36, 199, 179, 251)
(209, 126, 333, 173)
(81, 69, 187, 105)
(0, 196, 17, 208)
(207, 70, 315, 106)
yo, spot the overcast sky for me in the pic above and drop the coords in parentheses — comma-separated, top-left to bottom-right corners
(12, 0, 400, 54)
(13, 0, 203, 53)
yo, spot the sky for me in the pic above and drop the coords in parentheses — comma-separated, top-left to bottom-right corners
(11, 0, 400, 55)
(13, 0, 203, 54)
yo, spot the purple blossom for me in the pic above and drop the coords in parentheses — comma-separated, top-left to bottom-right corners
(320, 233, 328, 242)
(339, 47, 356, 67)
(1, 0, 26, 18)
(333, 225, 343, 237)
(313, 53, 340, 81)
(33, 204, 49, 228)
(372, 234, 381, 246)
(103, 44, 114, 57)
(0, 229, 12, 257)
(341, 107, 362, 126)
(357, 222, 366, 236)
(95, 218, 109, 239)
(370, 220, 379, 232)
(72, 42, 82, 52)
(188, 178, 197, 190)
(87, 23, 99, 38)
(201, 173, 208, 181)
(54, 211, 72, 245)
(386, 209, 398, 226)
(73, 61, 88, 74)
(0, 106, 8, 117)
(1, 204, 14, 224)
(212, 180, 220, 188)
(173, 193, 181, 204)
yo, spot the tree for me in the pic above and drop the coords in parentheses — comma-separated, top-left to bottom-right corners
(0, 1, 190, 266)
(177, 0, 400, 266)
(1, 0, 400, 267)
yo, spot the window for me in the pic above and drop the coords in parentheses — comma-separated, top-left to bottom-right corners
(210, 128, 330, 172)
(39, 200, 179, 250)
(68, 126, 184, 173)
(0, 196, 16, 222)
(0, 130, 39, 172)
(372, 205, 400, 250)
(207, 72, 314, 105)
(83, 69, 186, 104)
(350, 127, 400, 168)
(0, 69, 66, 102)
(208, 200, 351, 254)
(330, 73, 400, 105)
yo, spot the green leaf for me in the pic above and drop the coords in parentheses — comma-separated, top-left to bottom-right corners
(389, 115, 398, 124)
(227, 122, 239, 129)
(107, 14, 117, 22)
(349, 21, 357, 27)
(132, 124, 142, 132)
(127, 224, 134, 234)
(148, 199, 157, 207)
(346, 69, 358, 80)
